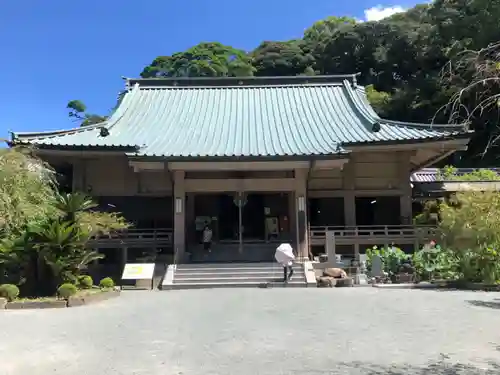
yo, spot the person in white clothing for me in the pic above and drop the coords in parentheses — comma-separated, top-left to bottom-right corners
(275, 243, 295, 282)
(202, 225, 213, 253)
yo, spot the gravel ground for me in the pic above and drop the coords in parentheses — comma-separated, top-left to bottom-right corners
(1, 288, 500, 375)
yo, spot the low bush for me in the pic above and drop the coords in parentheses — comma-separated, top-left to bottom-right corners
(78, 275, 93, 289)
(366, 245, 410, 276)
(57, 283, 77, 299)
(99, 277, 115, 289)
(0, 284, 20, 302)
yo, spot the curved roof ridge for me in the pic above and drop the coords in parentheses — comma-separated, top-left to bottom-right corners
(10, 121, 107, 142)
(104, 83, 140, 132)
(126, 74, 361, 88)
(354, 86, 467, 132)
(343, 81, 379, 122)
(11, 84, 141, 143)
(135, 82, 346, 90)
(10, 78, 471, 156)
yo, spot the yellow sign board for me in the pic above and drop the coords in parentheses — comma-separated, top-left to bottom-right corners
(121, 263, 155, 280)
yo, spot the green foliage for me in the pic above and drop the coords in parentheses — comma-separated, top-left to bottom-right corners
(439, 191, 500, 251)
(99, 277, 114, 289)
(303, 16, 357, 42)
(366, 245, 410, 277)
(437, 191, 500, 283)
(437, 166, 500, 181)
(141, 42, 255, 78)
(413, 187, 500, 284)
(251, 40, 315, 77)
(0, 148, 57, 237)
(57, 283, 77, 299)
(78, 275, 93, 289)
(67, 100, 107, 127)
(0, 284, 20, 301)
(412, 243, 458, 281)
(413, 200, 441, 225)
(365, 85, 391, 117)
(0, 150, 129, 296)
(412, 242, 500, 284)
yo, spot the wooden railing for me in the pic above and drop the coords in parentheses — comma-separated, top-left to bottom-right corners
(87, 225, 437, 248)
(88, 228, 173, 248)
(309, 225, 438, 245)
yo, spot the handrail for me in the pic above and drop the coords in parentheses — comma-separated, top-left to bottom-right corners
(90, 228, 173, 243)
(309, 225, 438, 239)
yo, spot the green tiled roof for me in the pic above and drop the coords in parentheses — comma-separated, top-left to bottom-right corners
(12, 75, 468, 158)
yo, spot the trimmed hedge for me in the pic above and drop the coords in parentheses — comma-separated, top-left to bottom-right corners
(99, 277, 115, 289)
(57, 283, 78, 299)
(78, 275, 93, 289)
(0, 284, 20, 302)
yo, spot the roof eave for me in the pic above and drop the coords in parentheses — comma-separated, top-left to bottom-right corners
(125, 152, 351, 162)
(11, 122, 109, 142)
(343, 131, 472, 147)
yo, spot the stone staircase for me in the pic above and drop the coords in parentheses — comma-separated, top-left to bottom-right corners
(162, 262, 309, 290)
(188, 243, 277, 263)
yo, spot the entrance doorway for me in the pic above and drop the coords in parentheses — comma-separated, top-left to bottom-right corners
(242, 194, 266, 241)
(219, 194, 239, 241)
(193, 192, 291, 245)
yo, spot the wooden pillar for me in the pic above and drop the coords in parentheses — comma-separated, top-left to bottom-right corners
(173, 171, 186, 263)
(342, 159, 356, 226)
(72, 159, 87, 192)
(342, 159, 358, 259)
(294, 168, 309, 261)
(398, 151, 413, 225)
(288, 192, 296, 242)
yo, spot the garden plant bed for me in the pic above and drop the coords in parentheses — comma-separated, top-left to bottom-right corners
(1, 289, 120, 310)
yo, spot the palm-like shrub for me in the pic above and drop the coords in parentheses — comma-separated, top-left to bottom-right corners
(0, 149, 129, 296)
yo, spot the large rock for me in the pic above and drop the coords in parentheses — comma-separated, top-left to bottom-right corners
(323, 268, 348, 279)
(317, 276, 336, 288)
(0, 297, 6, 309)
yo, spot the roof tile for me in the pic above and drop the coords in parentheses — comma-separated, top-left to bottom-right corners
(13, 76, 469, 158)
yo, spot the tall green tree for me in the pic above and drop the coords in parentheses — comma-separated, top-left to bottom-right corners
(141, 42, 255, 78)
(251, 40, 315, 76)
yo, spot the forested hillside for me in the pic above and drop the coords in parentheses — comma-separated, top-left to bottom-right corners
(72, 0, 500, 167)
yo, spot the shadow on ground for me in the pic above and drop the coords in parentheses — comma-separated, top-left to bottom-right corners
(467, 299, 500, 310)
(332, 359, 500, 375)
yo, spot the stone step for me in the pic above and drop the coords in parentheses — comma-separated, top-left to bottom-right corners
(162, 262, 309, 290)
(175, 271, 305, 279)
(169, 281, 308, 289)
(175, 267, 304, 274)
(176, 262, 292, 269)
(174, 276, 305, 284)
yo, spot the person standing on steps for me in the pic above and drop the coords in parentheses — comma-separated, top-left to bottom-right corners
(202, 225, 213, 253)
(275, 243, 295, 282)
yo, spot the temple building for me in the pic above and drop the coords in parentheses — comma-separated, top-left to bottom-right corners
(10, 75, 471, 276)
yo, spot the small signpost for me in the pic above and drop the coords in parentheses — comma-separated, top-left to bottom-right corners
(121, 263, 155, 290)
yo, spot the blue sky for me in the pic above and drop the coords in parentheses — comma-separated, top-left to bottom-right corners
(0, 0, 421, 139)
